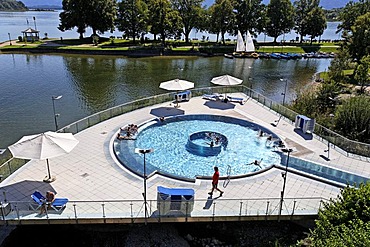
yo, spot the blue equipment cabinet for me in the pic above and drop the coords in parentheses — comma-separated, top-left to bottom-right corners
(295, 115, 315, 134)
(157, 186, 194, 216)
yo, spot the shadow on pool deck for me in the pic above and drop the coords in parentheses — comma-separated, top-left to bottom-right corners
(0, 180, 56, 202)
(203, 101, 236, 110)
(150, 106, 185, 117)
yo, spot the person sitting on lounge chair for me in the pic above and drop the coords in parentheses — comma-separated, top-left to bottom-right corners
(40, 191, 55, 214)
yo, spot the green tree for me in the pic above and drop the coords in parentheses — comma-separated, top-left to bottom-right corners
(234, 0, 266, 37)
(305, 6, 326, 43)
(208, 0, 234, 45)
(291, 89, 318, 118)
(59, 0, 88, 39)
(116, 0, 148, 43)
(355, 55, 370, 94)
(293, 0, 313, 43)
(172, 0, 204, 43)
(327, 49, 351, 83)
(335, 96, 370, 142)
(293, 0, 326, 43)
(86, 0, 117, 36)
(302, 183, 370, 246)
(59, 0, 117, 39)
(147, 0, 182, 45)
(292, 81, 339, 119)
(265, 0, 294, 43)
(346, 12, 370, 63)
(338, 0, 370, 33)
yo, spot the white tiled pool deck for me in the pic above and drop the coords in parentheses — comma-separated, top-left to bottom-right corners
(1, 94, 369, 222)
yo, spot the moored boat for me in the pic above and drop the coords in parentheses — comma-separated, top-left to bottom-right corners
(232, 30, 259, 59)
(224, 53, 234, 59)
(270, 53, 281, 59)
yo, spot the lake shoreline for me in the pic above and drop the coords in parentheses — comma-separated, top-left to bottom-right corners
(0, 47, 214, 57)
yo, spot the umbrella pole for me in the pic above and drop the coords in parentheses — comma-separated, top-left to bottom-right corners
(46, 159, 51, 179)
(175, 91, 179, 108)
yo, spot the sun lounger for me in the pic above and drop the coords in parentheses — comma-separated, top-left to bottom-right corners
(203, 94, 223, 101)
(227, 96, 246, 105)
(30, 191, 69, 212)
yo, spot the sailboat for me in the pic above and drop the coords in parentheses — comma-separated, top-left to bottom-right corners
(233, 30, 259, 59)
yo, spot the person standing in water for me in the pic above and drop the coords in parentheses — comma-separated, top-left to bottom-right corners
(208, 166, 224, 197)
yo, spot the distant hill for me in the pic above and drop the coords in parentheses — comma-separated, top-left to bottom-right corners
(0, 0, 28, 11)
(20, 0, 356, 10)
(204, 0, 356, 9)
(21, 0, 61, 8)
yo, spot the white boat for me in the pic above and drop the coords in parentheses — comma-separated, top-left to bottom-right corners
(245, 31, 255, 52)
(233, 30, 259, 58)
(235, 30, 246, 53)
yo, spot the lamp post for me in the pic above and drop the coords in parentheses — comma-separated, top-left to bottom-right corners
(33, 16, 37, 30)
(262, 28, 266, 53)
(8, 33, 12, 46)
(325, 113, 335, 160)
(278, 148, 293, 221)
(135, 148, 154, 225)
(248, 77, 253, 90)
(52, 95, 62, 131)
(280, 78, 288, 106)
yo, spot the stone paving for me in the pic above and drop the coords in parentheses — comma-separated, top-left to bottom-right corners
(1, 93, 368, 221)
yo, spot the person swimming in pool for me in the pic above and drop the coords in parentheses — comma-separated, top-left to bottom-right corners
(248, 159, 262, 169)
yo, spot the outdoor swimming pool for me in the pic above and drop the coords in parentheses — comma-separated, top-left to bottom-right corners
(113, 115, 281, 180)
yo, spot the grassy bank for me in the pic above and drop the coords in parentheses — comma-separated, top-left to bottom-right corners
(0, 37, 340, 55)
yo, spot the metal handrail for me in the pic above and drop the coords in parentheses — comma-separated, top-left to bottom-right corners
(1, 86, 369, 182)
(1, 196, 328, 222)
(237, 85, 370, 158)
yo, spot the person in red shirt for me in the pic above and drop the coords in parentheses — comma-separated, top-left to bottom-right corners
(208, 166, 224, 197)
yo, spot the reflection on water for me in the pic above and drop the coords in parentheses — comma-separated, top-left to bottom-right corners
(0, 54, 332, 147)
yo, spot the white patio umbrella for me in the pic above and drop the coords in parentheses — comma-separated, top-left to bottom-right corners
(8, 131, 79, 183)
(211, 74, 243, 99)
(160, 78, 194, 107)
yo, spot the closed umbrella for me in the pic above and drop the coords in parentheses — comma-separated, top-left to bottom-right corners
(211, 75, 243, 99)
(160, 78, 194, 107)
(8, 131, 79, 182)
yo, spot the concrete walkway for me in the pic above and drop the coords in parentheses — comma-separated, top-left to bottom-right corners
(0, 93, 368, 221)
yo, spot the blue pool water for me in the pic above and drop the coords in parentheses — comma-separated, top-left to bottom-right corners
(114, 115, 281, 179)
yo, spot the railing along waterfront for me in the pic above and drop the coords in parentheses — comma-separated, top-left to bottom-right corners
(0, 86, 369, 181)
(1, 197, 326, 224)
(236, 85, 370, 159)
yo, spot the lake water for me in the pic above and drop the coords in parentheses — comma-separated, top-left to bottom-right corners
(0, 10, 341, 43)
(0, 54, 332, 148)
(0, 11, 333, 148)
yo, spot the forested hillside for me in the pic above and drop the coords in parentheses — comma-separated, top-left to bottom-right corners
(0, 0, 27, 11)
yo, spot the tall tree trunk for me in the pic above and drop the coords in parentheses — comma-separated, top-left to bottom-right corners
(185, 30, 190, 43)
(161, 31, 166, 46)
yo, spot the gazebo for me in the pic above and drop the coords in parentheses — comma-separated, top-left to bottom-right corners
(21, 28, 40, 42)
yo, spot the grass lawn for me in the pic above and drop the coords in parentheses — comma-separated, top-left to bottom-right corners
(0, 38, 340, 54)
